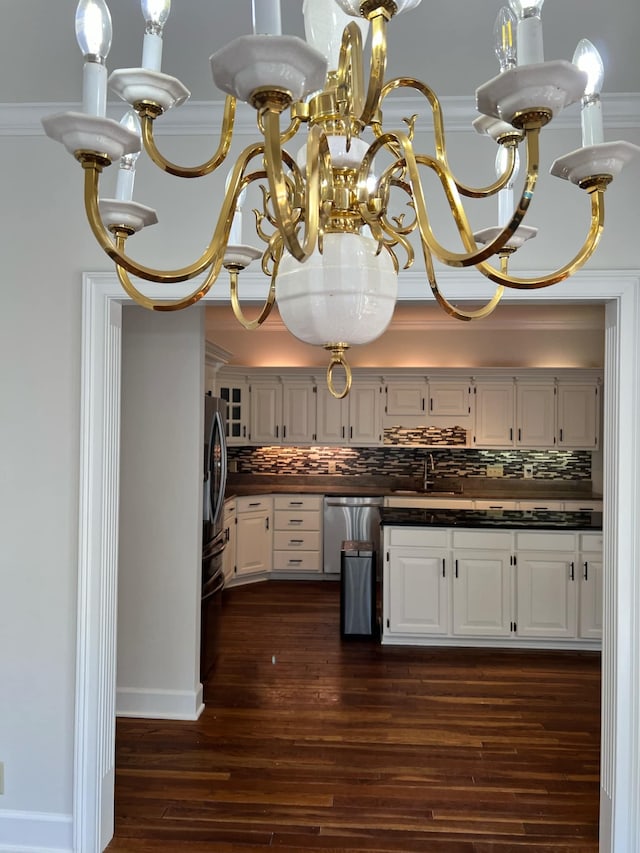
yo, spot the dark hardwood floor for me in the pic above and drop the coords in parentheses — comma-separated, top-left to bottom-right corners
(108, 580, 601, 852)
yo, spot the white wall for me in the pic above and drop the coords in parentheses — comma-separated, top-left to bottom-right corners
(117, 307, 204, 720)
(0, 97, 638, 848)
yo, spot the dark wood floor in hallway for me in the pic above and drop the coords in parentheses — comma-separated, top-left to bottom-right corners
(108, 579, 601, 852)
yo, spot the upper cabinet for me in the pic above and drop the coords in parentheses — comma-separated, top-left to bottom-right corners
(473, 381, 515, 447)
(217, 368, 601, 450)
(316, 380, 383, 445)
(515, 381, 557, 447)
(557, 383, 600, 449)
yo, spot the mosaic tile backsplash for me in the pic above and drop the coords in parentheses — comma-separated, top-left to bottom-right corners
(228, 445, 592, 481)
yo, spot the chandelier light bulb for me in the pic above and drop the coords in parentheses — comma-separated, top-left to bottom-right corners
(573, 38, 604, 98)
(303, 0, 368, 73)
(75, 0, 112, 116)
(140, 0, 171, 70)
(573, 38, 605, 147)
(508, 0, 544, 65)
(115, 110, 142, 202)
(494, 7, 517, 72)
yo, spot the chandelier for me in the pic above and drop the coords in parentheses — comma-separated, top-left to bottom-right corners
(42, 0, 638, 397)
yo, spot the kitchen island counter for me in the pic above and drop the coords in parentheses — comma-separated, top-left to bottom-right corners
(380, 507, 603, 531)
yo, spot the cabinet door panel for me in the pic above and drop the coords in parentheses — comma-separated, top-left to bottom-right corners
(429, 382, 470, 417)
(349, 384, 382, 445)
(516, 384, 556, 447)
(388, 550, 449, 635)
(580, 557, 603, 639)
(517, 555, 577, 638)
(557, 384, 599, 449)
(386, 382, 426, 416)
(282, 383, 316, 444)
(316, 387, 347, 444)
(250, 384, 282, 444)
(474, 383, 514, 447)
(453, 552, 511, 636)
(236, 512, 272, 576)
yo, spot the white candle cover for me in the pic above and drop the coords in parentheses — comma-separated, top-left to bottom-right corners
(517, 16, 544, 65)
(252, 0, 281, 35)
(498, 186, 513, 228)
(142, 31, 163, 71)
(115, 165, 136, 202)
(581, 99, 604, 147)
(82, 61, 108, 116)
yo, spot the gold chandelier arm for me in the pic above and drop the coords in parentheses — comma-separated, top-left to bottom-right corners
(420, 232, 505, 322)
(359, 128, 539, 268)
(359, 12, 391, 127)
(80, 142, 265, 283)
(114, 235, 225, 311)
(335, 21, 366, 120)
(138, 95, 236, 178)
(475, 186, 607, 290)
(376, 76, 518, 198)
(228, 265, 276, 330)
(262, 109, 331, 263)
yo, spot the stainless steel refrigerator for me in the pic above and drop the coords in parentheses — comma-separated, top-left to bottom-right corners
(201, 393, 228, 680)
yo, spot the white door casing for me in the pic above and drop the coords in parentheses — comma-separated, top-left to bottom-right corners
(75, 268, 640, 853)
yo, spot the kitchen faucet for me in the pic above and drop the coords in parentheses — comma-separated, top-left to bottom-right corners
(422, 453, 435, 492)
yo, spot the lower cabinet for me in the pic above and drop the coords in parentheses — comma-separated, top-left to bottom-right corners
(515, 532, 578, 639)
(383, 525, 602, 648)
(272, 494, 323, 575)
(235, 495, 273, 580)
(451, 531, 512, 637)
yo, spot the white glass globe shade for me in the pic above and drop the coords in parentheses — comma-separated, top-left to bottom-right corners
(277, 232, 397, 346)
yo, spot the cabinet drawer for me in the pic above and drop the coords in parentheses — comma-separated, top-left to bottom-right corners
(274, 510, 320, 531)
(273, 530, 321, 551)
(517, 500, 565, 511)
(273, 550, 322, 571)
(515, 532, 576, 552)
(236, 496, 272, 514)
(473, 500, 519, 511)
(580, 533, 603, 552)
(387, 527, 449, 549)
(452, 530, 513, 551)
(274, 494, 323, 511)
(564, 501, 603, 512)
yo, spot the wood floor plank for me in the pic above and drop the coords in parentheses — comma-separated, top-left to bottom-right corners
(107, 579, 600, 852)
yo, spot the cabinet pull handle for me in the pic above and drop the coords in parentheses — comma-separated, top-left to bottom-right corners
(288, 519, 304, 524)
(455, 559, 459, 578)
(442, 558, 446, 577)
(509, 427, 513, 441)
(289, 501, 303, 506)
(342, 426, 345, 438)
(559, 428, 564, 442)
(350, 426, 353, 439)
(584, 561, 589, 580)
(275, 425, 279, 438)
(570, 561, 575, 581)
(288, 559, 303, 565)
(265, 517, 270, 530)
(289, 539, 304, 545)
(248, 502, 261, 507)
(518, 428, 522, 441)
(430, 398, 433, 412)
(283, 425, 287, 438)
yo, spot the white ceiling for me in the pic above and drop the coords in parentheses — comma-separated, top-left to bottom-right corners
(5, 0, 638, 104)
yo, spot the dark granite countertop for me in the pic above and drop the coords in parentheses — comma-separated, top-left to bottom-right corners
(380, 507, 603, 531)
(225, 473, 602, 502)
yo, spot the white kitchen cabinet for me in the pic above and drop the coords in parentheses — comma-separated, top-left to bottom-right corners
(218, 376, 250, 445)
(472, 499, 519, 510)
(385, 380, 427, 417)
(222, 499, 236, 584)
(557, 382, 600, 449)
(563, 500, 603, 512)
(235, 495, 273, 579)
(516, 382, 557, 447)
(428, 381, 472, 418)
(515, 532, 578, 639)
(272, 494, 323, 575)
(451, 529, 513, 637)
(473, 381, 515, 447)
(385, 496, 475, 509)
(249, 381, 282, 444)
(281, 381, 317, 444)
(316, 380, 382, 445)
(386, 546, 450, 636)
(579, 533, 603, 640)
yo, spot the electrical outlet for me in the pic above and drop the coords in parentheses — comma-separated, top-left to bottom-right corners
(328, 459, 337, 474)
(486, 464, 503, 478)
(0, 762, 4, 794)
(523, 464, 534, 479)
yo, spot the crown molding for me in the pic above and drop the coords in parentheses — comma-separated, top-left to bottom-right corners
(3, 93, 639, 137)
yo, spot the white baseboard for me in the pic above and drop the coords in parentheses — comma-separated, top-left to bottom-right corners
(0, 809, 72, 852)
(116, 684, 204, 720)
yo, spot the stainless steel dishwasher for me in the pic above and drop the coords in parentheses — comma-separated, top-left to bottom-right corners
(323, 496, 383, 576)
